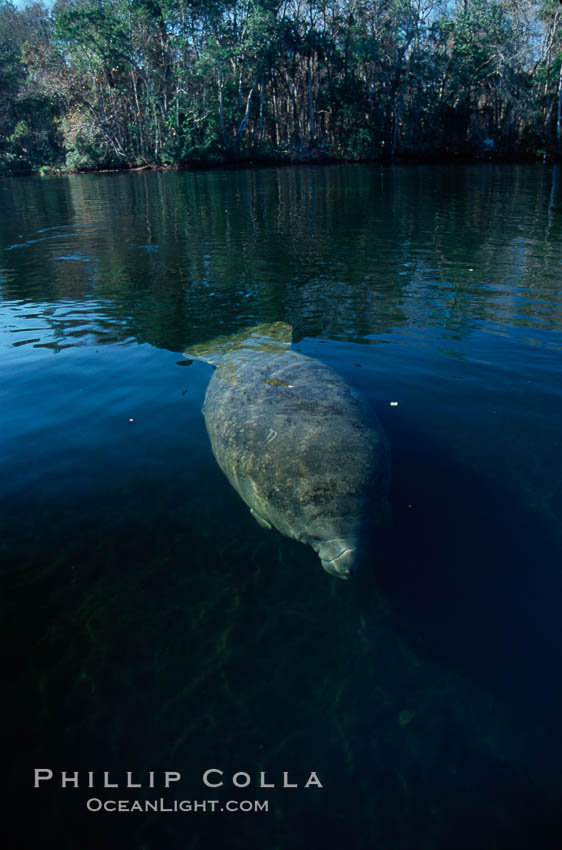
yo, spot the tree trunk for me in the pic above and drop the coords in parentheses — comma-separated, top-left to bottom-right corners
(218, 76, 226, 149)
(234, 80, 256, 151)
(258, 72, 265, 145)
(556, 65, 562, 153)
(308, 61, 315, 144)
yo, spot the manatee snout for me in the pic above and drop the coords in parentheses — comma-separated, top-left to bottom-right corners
(314, 538, 358, 580)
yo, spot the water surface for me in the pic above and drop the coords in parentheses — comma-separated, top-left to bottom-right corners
(2, 165, 562, 849)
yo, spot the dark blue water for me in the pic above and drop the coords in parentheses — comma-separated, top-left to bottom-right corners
(2, 165, 562, 849)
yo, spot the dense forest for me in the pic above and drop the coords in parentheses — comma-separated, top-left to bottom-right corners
(1, 0, 561, 173)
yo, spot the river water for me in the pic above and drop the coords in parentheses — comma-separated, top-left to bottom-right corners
(2, 165, 561, 849)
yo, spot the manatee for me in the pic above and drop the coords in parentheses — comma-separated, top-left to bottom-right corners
(186, 322, 391, 579)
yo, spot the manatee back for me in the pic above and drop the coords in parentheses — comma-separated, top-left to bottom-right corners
(202, 348, 390, 547)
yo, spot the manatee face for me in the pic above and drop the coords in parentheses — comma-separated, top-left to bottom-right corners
(313, 538, 359, 579)
(186, 324, 391, 579)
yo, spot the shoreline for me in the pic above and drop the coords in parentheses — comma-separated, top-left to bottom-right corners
(2, 150, 559, 179)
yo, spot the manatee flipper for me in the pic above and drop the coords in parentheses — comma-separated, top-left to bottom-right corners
(250, 508, 272, 530)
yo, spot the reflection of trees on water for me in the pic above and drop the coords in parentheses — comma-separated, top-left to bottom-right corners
(0, 166, 561, 353)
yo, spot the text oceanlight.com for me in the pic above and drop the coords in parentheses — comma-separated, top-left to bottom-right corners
(86, 798, 269, 813)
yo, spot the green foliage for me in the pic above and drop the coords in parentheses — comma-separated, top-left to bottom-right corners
(8, 119, 30, 143)
(0, 0, 561, 171)
(0, 0, 64, 172)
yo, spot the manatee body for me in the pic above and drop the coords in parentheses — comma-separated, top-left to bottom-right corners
(189, 323, 391, 579)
